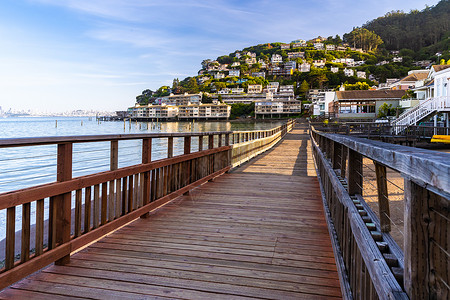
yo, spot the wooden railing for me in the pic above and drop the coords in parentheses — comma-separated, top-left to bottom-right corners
(310, 125, 450, 300)
(231, 120, 295, 167)
(312, 122, 450, 140)
(0, 121, 295, 290)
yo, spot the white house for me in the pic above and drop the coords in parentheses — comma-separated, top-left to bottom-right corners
(281, 44, 290, 50)
(218, 88, 231, 94)
(252, 71, 266, 78)
(314, 43, 324, 50)
(287, 52, 305, 59)
(228, 69, 240, 77)
(313, 60, 326, 68)
(344, 68, 354, 77)
(214, 73, 225, 79)
(433, 65, 450, 98)
(299, 62, 311, 72)
(231, 62, 240, 67)
(231, 88, 244, 94)
(271, 54, 283, 64)
(247, 84, 263, 94)
(393, 57, 403, 63)
(330, 66, 339, 73)
(326, 45, 335, 51)
(356, 71, 366, 79)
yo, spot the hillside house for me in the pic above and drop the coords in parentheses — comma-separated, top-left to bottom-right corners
(390, 70, 429, 90)
(299, 62, 311, 72)
(288, 52, 305, 59)
(313, 43, 324, 50)
(247, 84, 263, 94)
(252, 71, 266, 78)
(281, 44, 290, 50)
(356, 71, 366, 79)
(228, 69, 240, 77)
(271, 54, 283, 64)
(313, 60, 326, 68)
(344, 68, 354, 77)
(214, 73, 225, 79)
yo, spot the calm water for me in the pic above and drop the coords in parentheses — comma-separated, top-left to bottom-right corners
(0, 116, 283, 242)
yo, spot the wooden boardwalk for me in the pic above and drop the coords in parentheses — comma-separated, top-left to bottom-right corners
(0, 124, 342, 299)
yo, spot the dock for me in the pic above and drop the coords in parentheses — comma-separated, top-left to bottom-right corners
(1, 120, 448, 299)
(0, 123, 341, 299)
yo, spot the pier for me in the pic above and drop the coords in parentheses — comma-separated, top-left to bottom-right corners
(0, 120, 449, 299)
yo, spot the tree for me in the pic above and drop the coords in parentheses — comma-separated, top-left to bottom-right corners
(185, 77, 199, 93)
(135, 89, 154, 105)
(377, 102, 396, 118)
(344, 27, 383, 51)
(298, 80, 309, 98)
(343, 82, 371, 90)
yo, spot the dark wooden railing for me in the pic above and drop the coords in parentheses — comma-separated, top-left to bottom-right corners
(311, 125, 449, 300)
(311, 122, 450, 141)
(0, 121, 294, 290)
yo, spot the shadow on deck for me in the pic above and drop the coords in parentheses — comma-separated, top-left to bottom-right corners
(0, 124, 342, 299)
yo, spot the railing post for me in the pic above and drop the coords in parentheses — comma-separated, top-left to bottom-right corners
(208, 134, 214, 149)
(54, 143, 72, 265)
(332, 141, 340, 170)
(167, 137, 173, 157)
(198, 135, 203, 151)
(184, 136, 191, 195)
(374, 162, 391, 232)
(404, 179, 449, 300)
(347, 149, 362, 195)
(340, 145, 348, 179)
(109, 141, 118, 221)
(218, 134, 222, 147)
(141, 138, 152, 218)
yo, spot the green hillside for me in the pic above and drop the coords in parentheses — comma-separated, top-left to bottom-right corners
(363, 0, 450, 56)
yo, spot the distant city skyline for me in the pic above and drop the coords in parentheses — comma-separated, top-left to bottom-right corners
(0, 0, 440, 113)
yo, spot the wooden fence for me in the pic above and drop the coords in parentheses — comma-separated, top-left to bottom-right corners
(0, 121, 294, 290)
(311, 125, 449, 300)
(231, 120, 295, 167)
(311, 122, 450, 141)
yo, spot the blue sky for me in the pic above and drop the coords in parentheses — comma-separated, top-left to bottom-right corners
(0, 0, 440, 113)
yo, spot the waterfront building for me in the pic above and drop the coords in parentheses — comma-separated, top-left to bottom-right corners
(255, 100, 302, 116)
(178, 104, 231, 119)
(127, 104, 178, 119)
(161, 93, 202, 106)
(330, 90, 406, 120)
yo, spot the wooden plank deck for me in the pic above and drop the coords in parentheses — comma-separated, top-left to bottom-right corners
(0, 123, 342, 299)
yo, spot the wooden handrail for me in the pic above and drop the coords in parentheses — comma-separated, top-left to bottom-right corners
(310, 124, 450, 300)
(0, 120, 295, 290)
